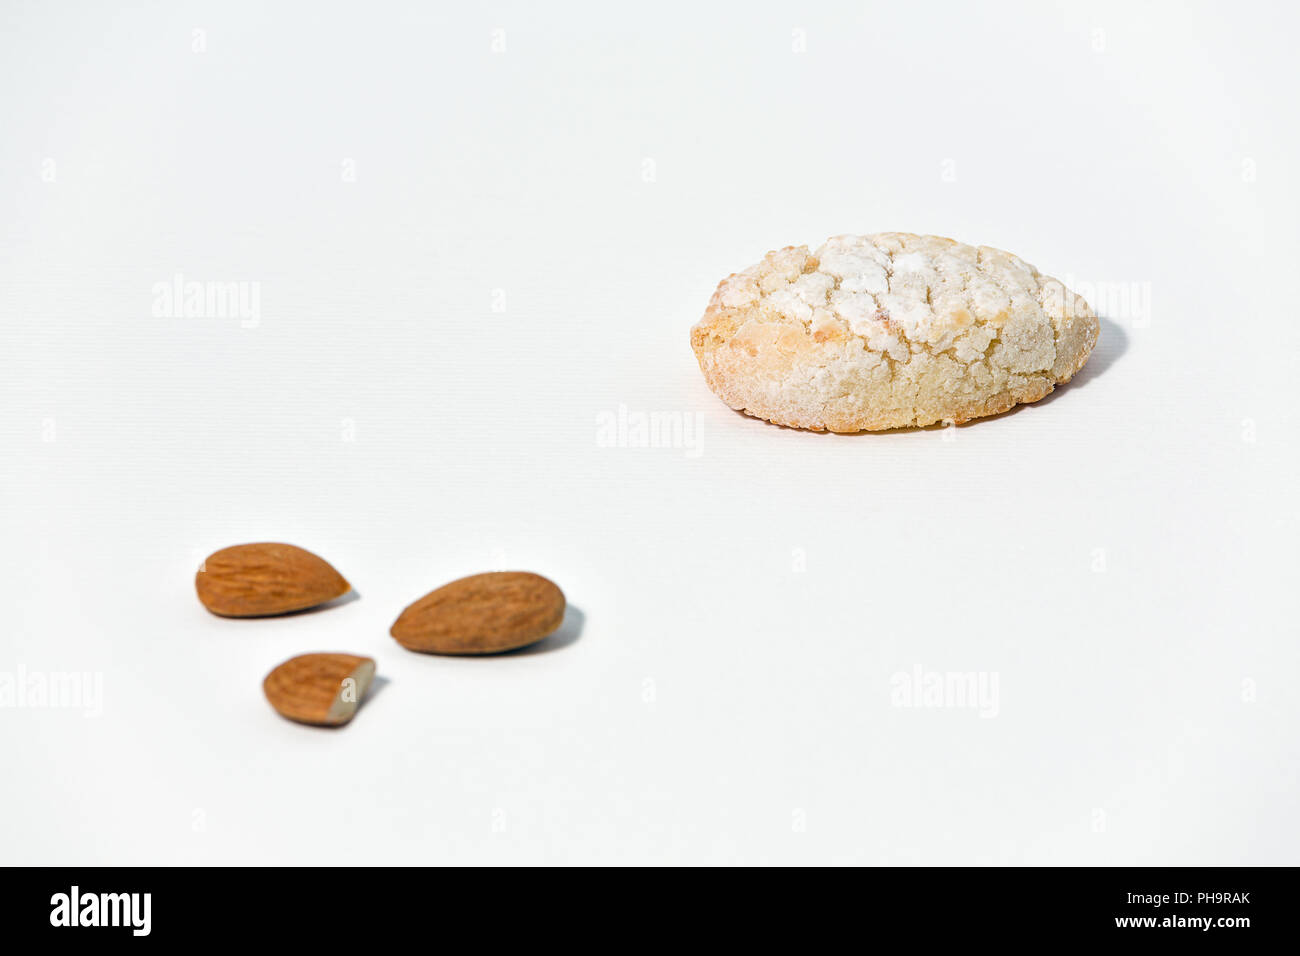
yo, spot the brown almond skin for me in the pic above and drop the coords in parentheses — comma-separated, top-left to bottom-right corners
(196, 543, 351, 617)
(263, 653, 375, 726)
(391, 571, 565, 655)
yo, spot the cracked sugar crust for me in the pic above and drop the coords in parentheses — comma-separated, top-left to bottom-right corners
(690, 233, 1100, 432)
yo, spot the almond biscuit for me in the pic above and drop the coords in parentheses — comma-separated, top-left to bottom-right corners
(690, 233, 1099, 431)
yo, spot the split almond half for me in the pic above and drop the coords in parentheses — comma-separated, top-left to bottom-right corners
(391, 571, 565, 655)
(263, 653, 376, 726)
(196, 542, 350, 617)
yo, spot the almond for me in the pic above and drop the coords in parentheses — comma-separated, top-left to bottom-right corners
(196, 543, 350, 617)
(263, 653, 376, 726)
(391, 571, 565, 655)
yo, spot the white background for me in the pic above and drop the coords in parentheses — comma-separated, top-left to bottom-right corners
(2, 0, 1297, 865)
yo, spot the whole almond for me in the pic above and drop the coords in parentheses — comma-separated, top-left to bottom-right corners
(263, 653, 376, 726)
(391, 571, 565, 655)
(196, 542, 351, 617)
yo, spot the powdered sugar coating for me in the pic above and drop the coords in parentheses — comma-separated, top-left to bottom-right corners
(691, 233, 1098, 431)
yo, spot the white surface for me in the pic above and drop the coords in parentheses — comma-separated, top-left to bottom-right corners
(2, 0, 1297, 866)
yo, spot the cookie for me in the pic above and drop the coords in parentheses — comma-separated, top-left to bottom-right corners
(690, 233, 1099, 431)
